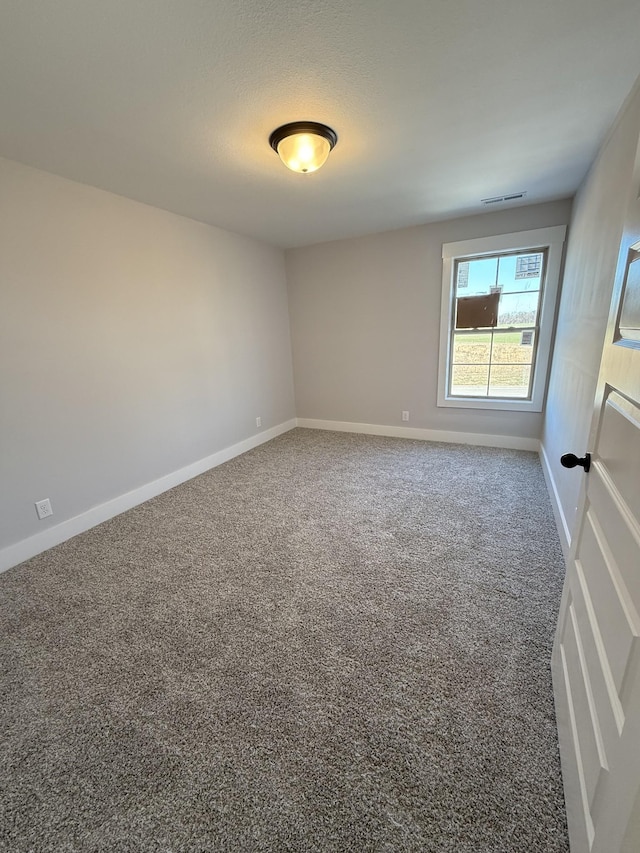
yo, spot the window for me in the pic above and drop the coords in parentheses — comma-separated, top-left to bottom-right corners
(438, 226, 566, 412)
(450, 250, 544, 399)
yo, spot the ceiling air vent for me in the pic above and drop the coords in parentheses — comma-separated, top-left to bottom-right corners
(481, 192, 527, 205)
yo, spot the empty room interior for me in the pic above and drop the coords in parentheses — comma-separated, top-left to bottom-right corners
(2, 2, 640, 851)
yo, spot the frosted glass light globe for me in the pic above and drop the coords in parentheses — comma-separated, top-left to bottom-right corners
(277, 132, 331, 173)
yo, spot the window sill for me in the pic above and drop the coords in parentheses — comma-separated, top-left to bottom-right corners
(437, 395, 543, 413)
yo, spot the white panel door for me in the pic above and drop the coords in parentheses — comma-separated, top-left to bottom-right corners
(552, 133, 640, 851)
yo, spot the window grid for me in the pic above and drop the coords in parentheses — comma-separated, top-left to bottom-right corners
(448, 249, 547, 401)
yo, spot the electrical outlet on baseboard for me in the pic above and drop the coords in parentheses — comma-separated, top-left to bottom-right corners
(35, 498, 53, 520)
(402, 411, 410, 422)
(256, 416, 262, 428)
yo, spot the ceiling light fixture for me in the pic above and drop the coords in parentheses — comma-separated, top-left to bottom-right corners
(269, 121, 338, 174)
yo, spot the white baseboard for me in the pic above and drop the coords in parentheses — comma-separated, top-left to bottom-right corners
(539, 440, 572, 558)
(0, 419, 297, 575)
(296, 418, 540, 452)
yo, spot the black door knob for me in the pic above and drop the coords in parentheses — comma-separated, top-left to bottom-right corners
(560, 452, 591, 473)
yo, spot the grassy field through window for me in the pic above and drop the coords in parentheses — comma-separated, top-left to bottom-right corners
(451, 331, 534, 398)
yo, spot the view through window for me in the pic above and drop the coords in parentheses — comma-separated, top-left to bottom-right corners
(449, 249, 547, 399)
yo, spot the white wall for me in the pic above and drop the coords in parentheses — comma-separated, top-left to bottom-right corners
(541, 78, 640, 551)
(0, 157, 295, 558)
(286, 200, 572, 442)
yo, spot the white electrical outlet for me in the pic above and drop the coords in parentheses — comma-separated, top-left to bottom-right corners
(256, 416, 262, 428)
(402, 411, 410, 422)
(35, 498, 53, 520)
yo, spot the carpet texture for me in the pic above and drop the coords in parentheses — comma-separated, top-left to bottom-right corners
(0, 429, 569, 852)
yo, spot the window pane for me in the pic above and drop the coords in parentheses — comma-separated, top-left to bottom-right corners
(455, 293, 500, 329)
(456, 257, 497, 296)
(451, 364, 489, 397)
(488, 364, 531, 398)
(491, 330, 536, 364)
(497, 291, 540, 327)
(496, 253, 544, 293)
(452, 332, 491, 364)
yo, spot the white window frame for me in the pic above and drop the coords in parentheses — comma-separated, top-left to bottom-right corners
(437, 225, 566, 413)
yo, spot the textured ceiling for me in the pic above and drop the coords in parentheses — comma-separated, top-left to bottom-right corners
(1, 0, 639, 248)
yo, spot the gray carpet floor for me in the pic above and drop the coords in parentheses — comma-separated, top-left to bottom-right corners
(1, 428, 569, 852)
